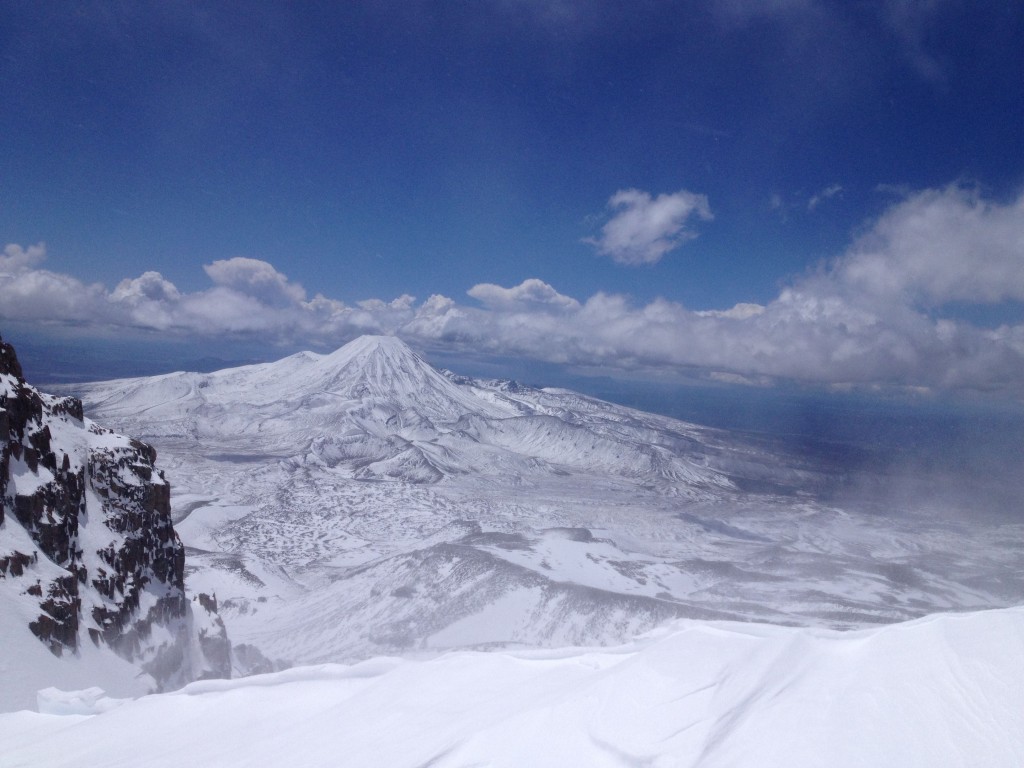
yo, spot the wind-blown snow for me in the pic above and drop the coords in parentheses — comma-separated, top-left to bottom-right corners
(2, 606, 1023, 767)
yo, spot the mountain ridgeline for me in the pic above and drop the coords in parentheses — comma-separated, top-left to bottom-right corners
(0, 334, 230, 691)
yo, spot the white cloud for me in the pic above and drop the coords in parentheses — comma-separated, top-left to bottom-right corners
(468, 279, 580, 310)
(584, 188, 713, 265)
(696, 303, 766, 320)
(838, 185, 1024, 304)
(357, 294, 417, 312)
(0, 266, 113, 325)
(400, 276, 1024, 393)
(399, 187, 1024, 393)
(112, 272, 182, 304)
(0, 242, 47, 273)
(108, 272, 184, 330)
(0, 250, 421, 345)
(3, 184, 1024, 395)
(203, 257, 307, 308)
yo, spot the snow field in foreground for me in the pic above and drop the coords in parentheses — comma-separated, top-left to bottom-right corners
(3, 605, 1023, 768)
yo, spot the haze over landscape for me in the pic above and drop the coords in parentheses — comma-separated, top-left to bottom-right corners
(2, 1, 1024, 765)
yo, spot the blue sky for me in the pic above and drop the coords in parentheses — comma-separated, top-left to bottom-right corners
(2, 1, 1024, 395)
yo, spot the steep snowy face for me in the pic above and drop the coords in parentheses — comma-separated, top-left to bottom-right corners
(304, 335, 513, 424)
(316, 335, 456, 400)
(0, 335, 229, 708)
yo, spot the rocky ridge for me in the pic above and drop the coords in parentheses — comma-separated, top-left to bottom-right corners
(0, 334, 230, 689)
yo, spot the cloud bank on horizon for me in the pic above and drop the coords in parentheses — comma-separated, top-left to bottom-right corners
(3, 183, 1023, 395)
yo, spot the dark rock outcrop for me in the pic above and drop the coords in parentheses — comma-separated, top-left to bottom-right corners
(1, 333, 231, 684)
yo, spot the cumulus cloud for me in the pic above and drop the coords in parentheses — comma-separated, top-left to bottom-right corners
(0, 266, 113, 325)
(112, 272, 182, 304)
(358, 295, 417, 312)
(399, 275, 1024, 393)
(401, 185, 1024, 393)
(3, 183, 1024, 394)
(203, 257, 307, 308)
(108, 272, 184, 330)
(468, 279, 580, 310)
(585, 188, 713, 265)
(0, 242, 47, 273)
(837, 185, 1024, 305)
(0, 251, 416, 344)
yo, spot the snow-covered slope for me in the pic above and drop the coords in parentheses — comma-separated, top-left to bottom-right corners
(65, 335, 1024, 671)
(0, 335, 230, 712)
(3, 605, 1023, 767)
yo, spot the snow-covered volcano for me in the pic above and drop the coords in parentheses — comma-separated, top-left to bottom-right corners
(77, 335, 735, 488)
(65, 335, 1024, 671)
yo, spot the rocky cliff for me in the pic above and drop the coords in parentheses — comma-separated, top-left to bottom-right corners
(0, 334, 230, 689)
